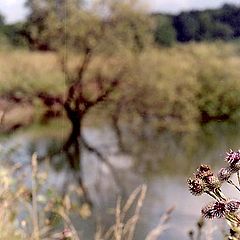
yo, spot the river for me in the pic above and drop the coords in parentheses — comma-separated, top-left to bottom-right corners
(0, 122, 240, 239)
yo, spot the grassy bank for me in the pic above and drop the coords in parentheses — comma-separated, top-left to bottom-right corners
(1, 42, 239, 95)
(0, 49, 65, 95)
(1, 42, 240, 132)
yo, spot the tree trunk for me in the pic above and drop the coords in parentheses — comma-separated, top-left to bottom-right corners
(63, 108, 92, 205)
(64, 115, 82, 170)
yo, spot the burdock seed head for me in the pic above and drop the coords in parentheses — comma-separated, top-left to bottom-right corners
(195, 164, 214, 179)
(193, 165, 221, 191)
(225, 149, 240, 170)
(187, 178, 205, 196)
(226, 200, 240, 213)
(204, 175, 221, 191)
(218, 167, 233, 182)
(201, 201, 226, 219)
(201, 200, 240, 220)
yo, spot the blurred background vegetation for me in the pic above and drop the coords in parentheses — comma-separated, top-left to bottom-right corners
(0, 0, 240, 239)
(1, 1, 240, 133)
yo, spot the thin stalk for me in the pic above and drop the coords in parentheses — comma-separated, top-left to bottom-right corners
(205, 191, 220, 201)
(127, 185, 147, 240)
(226, 213, 240, 226)
(56, 208, 80, 240)
(32, 153, 40, 240)
(227, 180, 240, 192)
(214, 188, 226, 201)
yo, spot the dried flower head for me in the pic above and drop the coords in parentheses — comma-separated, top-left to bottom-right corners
(201, 200, 240, 220)
(218, 167, 232, 182)
(187, 178, 205, 196)
(226, 150, 240, 170)
(202, 201, 226, 219)
(204, 175, 221, 191)
(195, 164, 214, 179)
(188, 151, 240, 230)
(226, 200, 240, 213)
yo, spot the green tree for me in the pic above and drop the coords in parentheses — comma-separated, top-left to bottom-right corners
(0, 12, 4, 26)
(216, 4, 240, 38)
(153, 14, 176, 46)
(2, 23, 27, 46)
(173, 12, 200, 42)
(172, 4, 239, 42)
(0, 12, 6, 45)
(211, 22, 233, 40)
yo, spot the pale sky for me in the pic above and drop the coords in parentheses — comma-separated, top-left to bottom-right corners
(0, 0, 240, 23)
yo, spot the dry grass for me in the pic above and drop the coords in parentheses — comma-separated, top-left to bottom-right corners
(0, 164, 26, 240)
(0, 49, 65, 95)
(0, 153, 174, 240)
(0, 42, 239, 96)
(95, 185, 174, 240)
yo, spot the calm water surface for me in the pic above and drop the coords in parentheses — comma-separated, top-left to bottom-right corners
(1, 123, 240, 239)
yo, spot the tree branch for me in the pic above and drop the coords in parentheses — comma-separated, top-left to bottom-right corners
(59, 54, 72, 83)
(62, 46, 93, 114)
(76, 47, 92, 83)
(84, 72, 122, 111)
(37, 92, 64, 107)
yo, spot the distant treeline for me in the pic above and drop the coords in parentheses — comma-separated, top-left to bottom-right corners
(0, 3, 240, 48)
(153, 4, 240, 46)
